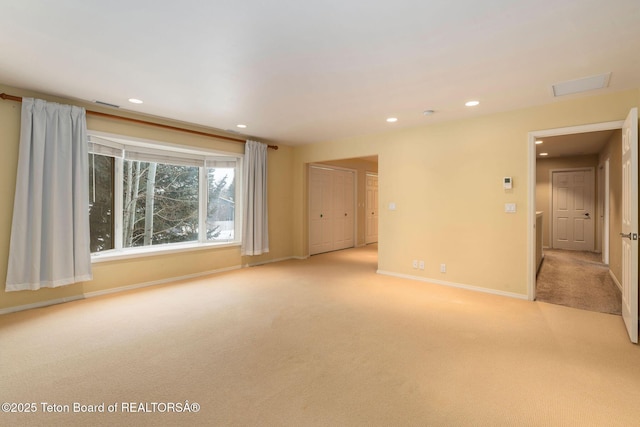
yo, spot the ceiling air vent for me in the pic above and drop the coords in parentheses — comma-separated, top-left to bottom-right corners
(552, 72, 611, 97)
(93, 100, 120, 108)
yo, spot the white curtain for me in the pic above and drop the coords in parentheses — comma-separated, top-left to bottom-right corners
(241, 140, 269, 256)
(6, 98, 92, 291)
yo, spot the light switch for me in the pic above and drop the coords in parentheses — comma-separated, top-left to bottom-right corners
(505, 203, 516, 213)
(388, 202, 396, 211)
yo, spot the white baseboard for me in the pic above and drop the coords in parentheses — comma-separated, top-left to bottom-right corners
(0, 265, 244, 315)
(243, 256, 299, 267)
(1, 255, 310, 315)
(85, 265, 243, 300)
(0, 295, 87, 315)
(609, 269, 623, 293)
(376, 270, 529, 300)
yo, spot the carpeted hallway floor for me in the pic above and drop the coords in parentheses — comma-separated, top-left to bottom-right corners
(1, 245, 639, 426)
(536, 249, 622, 315)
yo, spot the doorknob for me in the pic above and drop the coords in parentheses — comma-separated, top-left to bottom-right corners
(620, 232, 638, 240)
(584, 213, 590, 218)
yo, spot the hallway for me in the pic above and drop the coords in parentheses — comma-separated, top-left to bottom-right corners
(536, 249, 621, 315)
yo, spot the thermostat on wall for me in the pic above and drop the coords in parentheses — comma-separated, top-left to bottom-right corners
(503, 177, 512, 189)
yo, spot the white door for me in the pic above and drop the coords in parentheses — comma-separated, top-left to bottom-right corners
(309, 166, 355, 255)
(365, 173, 378, 244)
(343, 170, 355, 249)
(552, 169, 595, 251)
(603, 159, 610, 264)
(309, 167, 333, 255)
(332, 170, 355, 250)
(621, 107, 638, 343)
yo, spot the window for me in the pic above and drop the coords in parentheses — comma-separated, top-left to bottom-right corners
(88, 133, 241, 258)
(122, 160, 200, 248)
(89, 152, 115, 252)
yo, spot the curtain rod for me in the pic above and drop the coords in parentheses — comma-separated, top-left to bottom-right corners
(0, 93, 278, 150)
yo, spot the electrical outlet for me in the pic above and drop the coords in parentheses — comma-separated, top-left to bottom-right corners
(412, 260, 418, 269)
(440, 263, 446, 273)
(419, 260, 425, 270)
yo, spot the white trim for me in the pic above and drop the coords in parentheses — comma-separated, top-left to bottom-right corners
(242, 256, 299, 268)
(603, 158, 610, 264)
(85, 265, 242, 298)
(0, 296, 88, 315)
(89, 130, 241, 158)
(376, 270, 528, 300)
(91, 241, 241, 263)
(309, 163, 358, 173)
(532, 121, 625, 138)
(527, 120, 625, 301)
(609, 269, 623, 293)
(0, 255, 305, 315)
(0, 265, 242, 315)
(113, 156, 124, 250)
(528, 133, 537, 301)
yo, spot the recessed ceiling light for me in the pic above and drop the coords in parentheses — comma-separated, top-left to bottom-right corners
(128, 98, 143, 104)
(465, 100, 480, 107)
(539, 152, 548, 156)
(386, 117, 398, 123)
(236, 124, 247, 129)
(535, 140, 543, 145)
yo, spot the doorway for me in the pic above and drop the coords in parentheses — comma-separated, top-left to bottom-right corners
(307, 156, 379, 257)
(536, 149, 612, 315)
(529, 123, 623, 299)
(528, 111, 638, 343)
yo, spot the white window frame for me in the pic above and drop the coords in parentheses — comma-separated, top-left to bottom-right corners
(88, 131, 243, 262)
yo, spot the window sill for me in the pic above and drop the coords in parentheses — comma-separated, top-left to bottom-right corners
(91, 241, 241, 263)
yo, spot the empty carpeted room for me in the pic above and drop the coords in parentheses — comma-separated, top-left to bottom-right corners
(1, 2, 640, 426)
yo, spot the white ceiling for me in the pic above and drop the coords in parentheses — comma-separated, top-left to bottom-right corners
(1, 1, 639, 146)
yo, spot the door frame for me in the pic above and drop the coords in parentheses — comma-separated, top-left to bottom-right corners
(600, 157, 610, 264)
(549, 167, 596, 250)
(527, 120, 624, 301)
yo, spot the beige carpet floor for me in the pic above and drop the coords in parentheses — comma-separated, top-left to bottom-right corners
(1, 245, 640, 426)
(536, 249, 622, 315)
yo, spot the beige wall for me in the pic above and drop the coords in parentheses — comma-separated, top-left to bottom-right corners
(0, 84, 294, 311)
(536, 155, 599, 249)
(2, 83, 638, 311)
(293, 89, 640, 297)
(318, 157, 378, 247)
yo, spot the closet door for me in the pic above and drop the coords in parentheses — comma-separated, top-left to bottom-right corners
(365, 173, 378, 244)
(332, 169, 355, 250)
(309, 166, 356, 255)
(309, 167, 333, 255)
